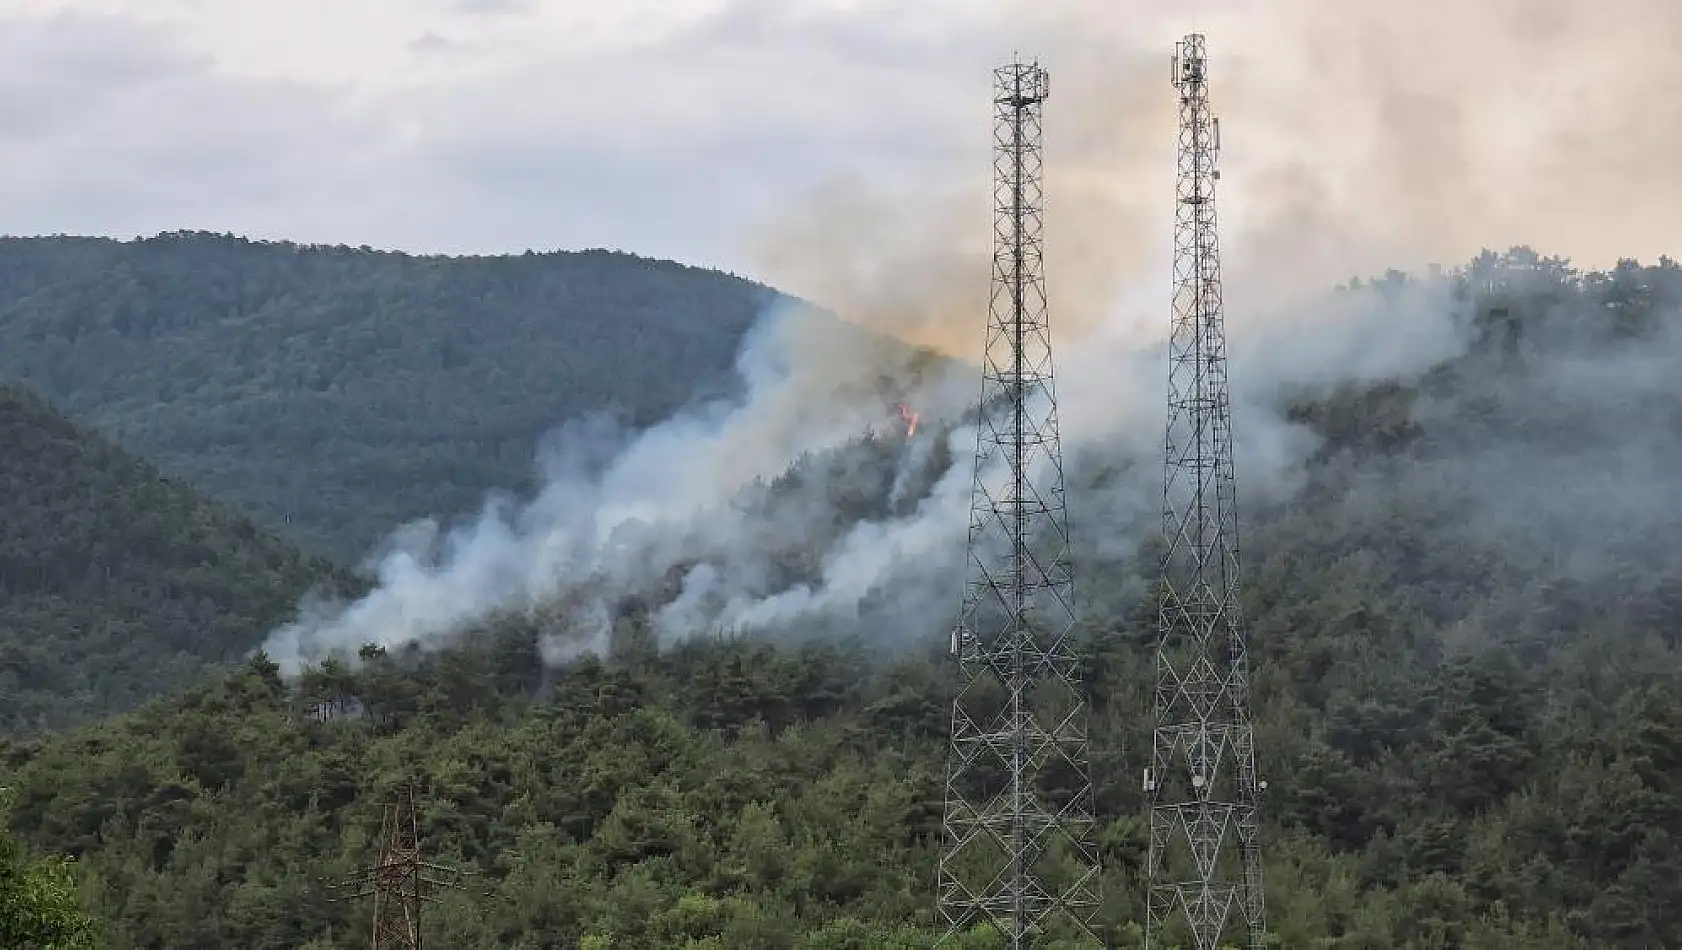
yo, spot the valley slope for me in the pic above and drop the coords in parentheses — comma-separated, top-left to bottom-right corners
(0, 384, 358, 731)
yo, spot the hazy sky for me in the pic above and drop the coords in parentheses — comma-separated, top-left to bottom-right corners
(0, 0, 1676, 289)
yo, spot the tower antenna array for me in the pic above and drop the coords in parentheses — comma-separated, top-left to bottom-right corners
(1145, 33, 1267, 950)
(328, 783, 467, 950)
(937, 58, 1100, 948)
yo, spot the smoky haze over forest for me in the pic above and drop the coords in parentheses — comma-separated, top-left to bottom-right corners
(259, 0, 1682, 673)
(263, 252, 1679, 675)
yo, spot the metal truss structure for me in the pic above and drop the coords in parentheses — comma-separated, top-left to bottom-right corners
(937, 59, 1100, 949)
(329, 783, 465, 950)
(1145, 33, 1268, 950)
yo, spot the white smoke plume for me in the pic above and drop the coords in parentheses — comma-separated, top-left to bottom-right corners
(262, 0, 1680, 672)
(262, 304, 978, 672)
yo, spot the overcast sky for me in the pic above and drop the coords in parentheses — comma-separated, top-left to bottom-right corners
(0, 0, 1003, 273)
(0, 0, 1676, 293)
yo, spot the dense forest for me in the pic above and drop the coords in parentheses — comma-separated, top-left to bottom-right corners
(0, 384, 359, 732)
(3, 248, 1682, 947)
(0, 233, 781, 559)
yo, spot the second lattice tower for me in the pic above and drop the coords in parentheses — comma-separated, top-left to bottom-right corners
(1144, 32, 1268, 950)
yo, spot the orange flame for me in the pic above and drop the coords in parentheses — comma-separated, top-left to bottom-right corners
(896, 403, 920, 439)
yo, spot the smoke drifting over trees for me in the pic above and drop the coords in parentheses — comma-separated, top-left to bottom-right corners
(261, 308, 979, 670)
(262, 258, 1537, 673)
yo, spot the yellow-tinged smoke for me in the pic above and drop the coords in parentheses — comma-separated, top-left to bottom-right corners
(754, 0, 1682, 359)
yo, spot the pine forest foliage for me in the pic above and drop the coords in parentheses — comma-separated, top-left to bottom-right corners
(2, 248, 1682, 946)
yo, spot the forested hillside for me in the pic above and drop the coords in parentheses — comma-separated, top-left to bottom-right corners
(0, 384, 359, 732)
(4, 251, 1682, 947)
(0, 232, 780, 559)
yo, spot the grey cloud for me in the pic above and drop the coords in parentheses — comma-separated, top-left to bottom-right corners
(446, 0, 536, 14)
(0, 13, 203, 137)
(0, 13, 398, 244)
(409, 31, 460, 54)
(389, 15, 981, 262)
(666, 0, 996, 77)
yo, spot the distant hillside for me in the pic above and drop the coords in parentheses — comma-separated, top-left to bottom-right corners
(0, 232, 782, 559)
(0, 384, 359, 731)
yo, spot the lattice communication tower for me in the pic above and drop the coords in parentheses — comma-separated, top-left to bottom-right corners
(937, 59, 1100, 948)
(1144, 33, 1267, 950)
(329, 783, 465, 950)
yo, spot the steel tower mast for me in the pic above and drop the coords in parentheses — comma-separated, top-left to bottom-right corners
(329, 783, 466, 950)
(937, 59, 1099, 948)
(1145, 33, 1267, 950)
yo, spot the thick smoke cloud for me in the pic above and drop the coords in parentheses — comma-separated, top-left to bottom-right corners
(262, 277, 1474, 673)
(262, 0, 1681, 672)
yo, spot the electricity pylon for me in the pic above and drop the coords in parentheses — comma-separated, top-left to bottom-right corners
(329, 783, 466, 950)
